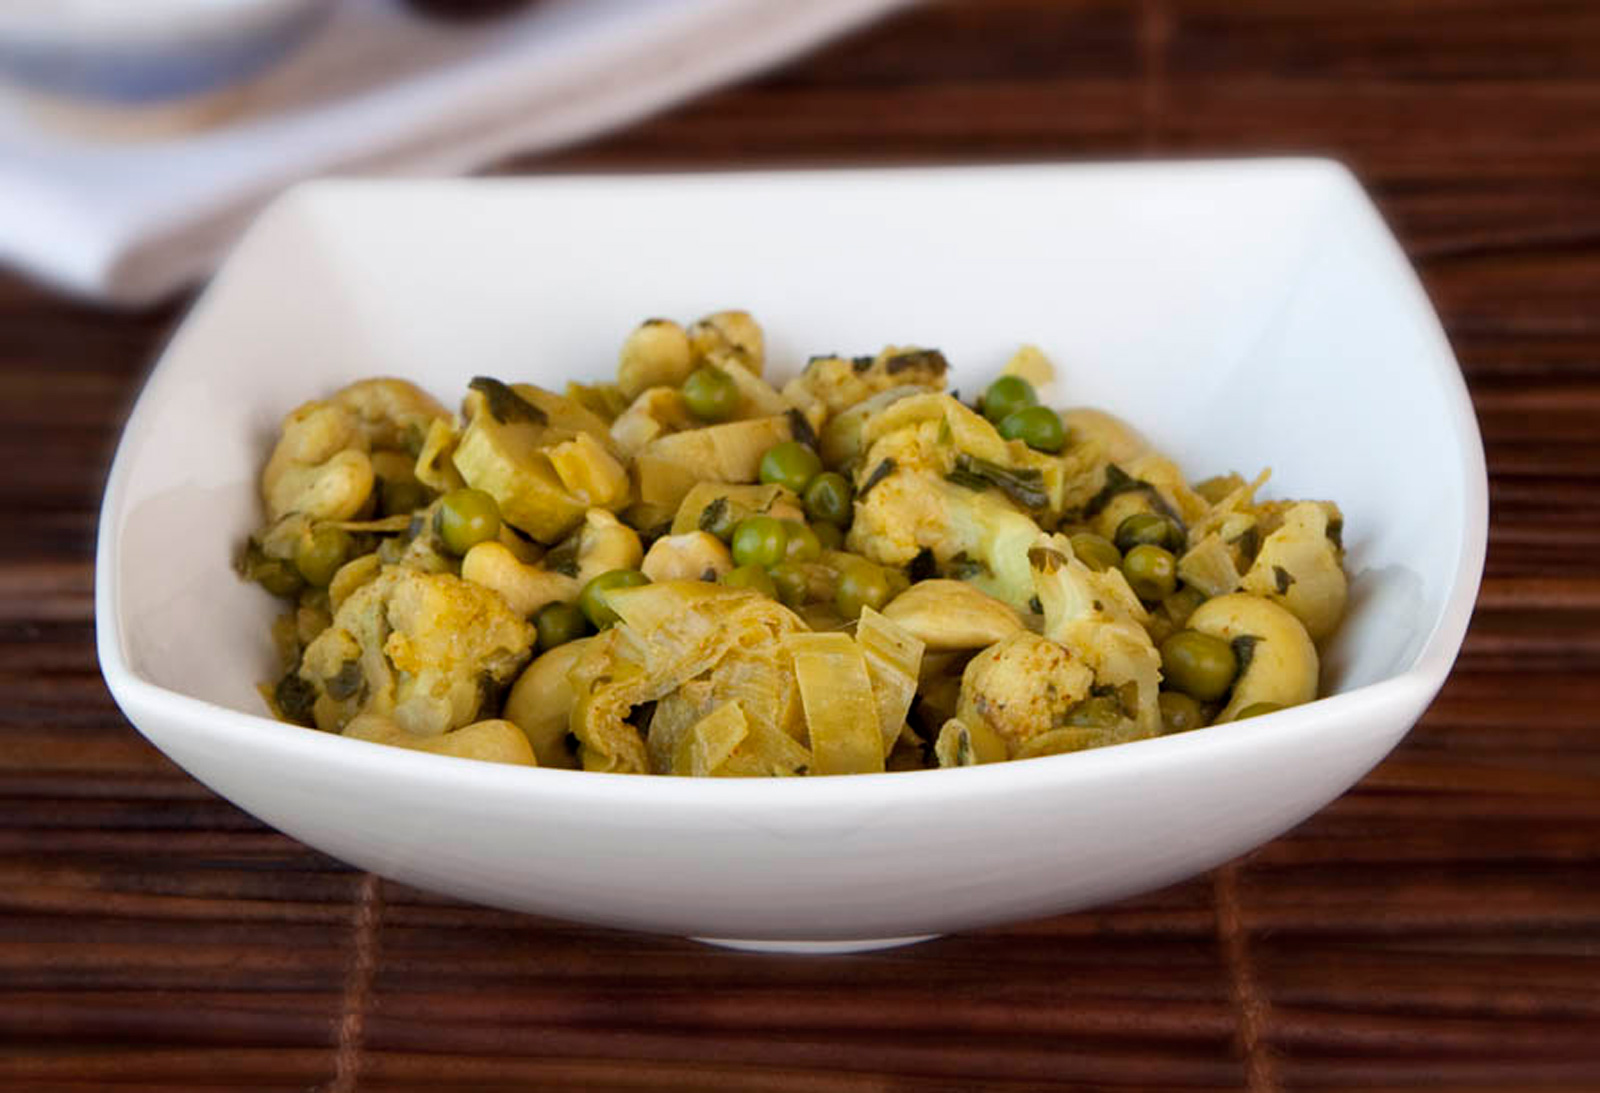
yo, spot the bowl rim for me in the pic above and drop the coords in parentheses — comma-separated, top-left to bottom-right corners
(94, 157, 1488, 811)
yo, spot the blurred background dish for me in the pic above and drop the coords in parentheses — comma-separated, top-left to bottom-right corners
(0, 0, 914, 306)
(0, 0, 334, 103)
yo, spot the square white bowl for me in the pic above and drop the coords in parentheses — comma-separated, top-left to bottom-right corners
(96, 160, 1486, 950)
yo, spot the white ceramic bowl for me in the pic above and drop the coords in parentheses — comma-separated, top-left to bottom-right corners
(96, 161, 1486, 951)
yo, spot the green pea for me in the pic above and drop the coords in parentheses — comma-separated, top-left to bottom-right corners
(1063, 695, 1123, 728)
(1162, 585, 1206, 627)
(295, 526, 352, 587)
(981, 374, 1038, 424)
(1159, 629, 1239, 702)
(759, 441, 823, 495)
(834, 560, 892, 620)
(721, 563, 777, 599)
(812, 520, 845, 551)
(681, 365, 740, 422)
(768, 561, 810, 606)
(256, 558, 304, 598)
(731, 515, 788, 568)
(577, 569, 650, 629)
(1114, 512, 1185, 554)
(1069, 532, 1122, 573)
(380, 478, 428, 517)
(782, 520, 822, 563)
(435, 488, 501, 555)
(1234, 702, 1284, 721)
(1158, 690, 1205, 734)
(997, 406, 1066, 453)
(1122, 544, 1177, 601)
(803, 471, 854, 526)
(534, 601, 590, 651)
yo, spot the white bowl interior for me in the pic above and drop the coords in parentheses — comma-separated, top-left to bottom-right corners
(107, 161, 1472, 719)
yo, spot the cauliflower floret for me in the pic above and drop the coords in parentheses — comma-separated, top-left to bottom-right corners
(782, 346, 948, 420)
(298, 566, 536, 736)
(1240, 500, 1348, 642)
(956, 632, 1095, 747)
(950, 532, 1162, 757)
(844, 392, 1109, 609)
(1031, 535, 1161, 739)
(849, 473, 1042, 610)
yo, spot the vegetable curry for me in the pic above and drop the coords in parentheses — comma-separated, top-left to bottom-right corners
(241, 310, 1349, 775)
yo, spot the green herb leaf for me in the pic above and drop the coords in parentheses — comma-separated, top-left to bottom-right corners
(326, 660, 364, 701)
(1231, 635, 1261, 676)
(274, 672, 317, 725)
(884, 348, 949, 376)
(543, 536, 581, 578)
(785, 407, 819, 451)
(697, 497, 729, 536)
(948, 552, 991, 581)
(948, 454, 1048, 510)
(469, 377, 548, 426)
(859, 458, 897, 498)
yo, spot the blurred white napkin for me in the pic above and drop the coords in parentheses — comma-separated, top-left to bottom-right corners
(0, 0, 913, 306)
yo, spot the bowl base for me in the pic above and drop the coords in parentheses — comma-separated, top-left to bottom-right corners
(693, 934, 938, 955)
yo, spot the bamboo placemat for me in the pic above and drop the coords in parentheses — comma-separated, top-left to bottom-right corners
(2, 2, 1598, 1089)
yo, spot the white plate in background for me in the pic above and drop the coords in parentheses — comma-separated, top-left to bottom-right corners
(0, 0, 914, 305)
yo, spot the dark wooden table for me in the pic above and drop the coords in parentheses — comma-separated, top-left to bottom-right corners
(3, 2, 1598, 1090)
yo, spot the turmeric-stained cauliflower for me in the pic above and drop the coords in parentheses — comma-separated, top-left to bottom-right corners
(845, 392, 1100, 610)
(951, 534, 1161, 760)
(296, 566, 536, 737)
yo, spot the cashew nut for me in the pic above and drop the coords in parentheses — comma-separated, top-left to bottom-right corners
(261, 380, 450, 523)
(461, 509, 642, 617)
(569, 509, 643, 583)
(345, 713, 536, 766)
(617, 319, 694, 400)
(502, 637, 592, 769)
(330, 378, 450, 452)
(1186, 592, 1318, 721)
(262, 402, 374, 521)
(882, 579, 1023, 651)
(641, 531, 734, 583)
(461, 541, 577, 617)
